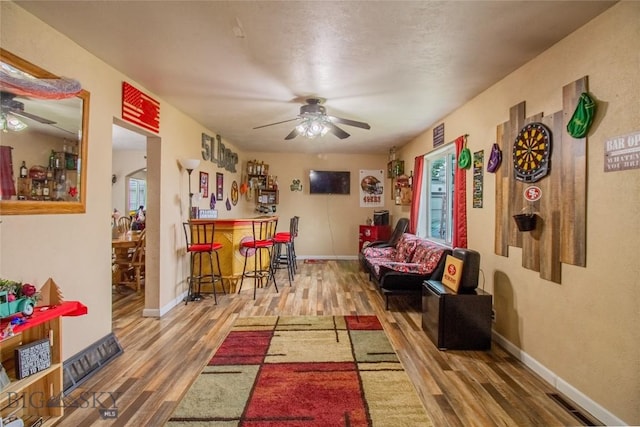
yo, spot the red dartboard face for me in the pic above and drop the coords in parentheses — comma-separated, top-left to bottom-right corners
(513, 122, 552, 183)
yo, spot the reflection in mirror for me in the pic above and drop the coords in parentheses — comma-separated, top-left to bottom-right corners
(0, 48, 89, 214)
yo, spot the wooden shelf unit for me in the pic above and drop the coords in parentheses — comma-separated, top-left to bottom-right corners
(1, 301, 86, 426)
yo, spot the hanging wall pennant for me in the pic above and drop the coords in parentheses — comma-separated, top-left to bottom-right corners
(473, 150, 484, 208)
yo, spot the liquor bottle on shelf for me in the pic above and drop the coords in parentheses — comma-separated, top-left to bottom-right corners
(19, 161, 28, 178)
(49, 150, 57, 169)
(43, 180, 50, 199)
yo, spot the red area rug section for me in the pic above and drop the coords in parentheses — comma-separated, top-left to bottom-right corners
(168, 315, 431, 427)
(345, 315, 383, 330)
(209, 330, 273, 365)
(244, 362, 368, 426)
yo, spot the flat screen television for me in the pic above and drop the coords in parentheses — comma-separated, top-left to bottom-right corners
(309, 170, 351, 195)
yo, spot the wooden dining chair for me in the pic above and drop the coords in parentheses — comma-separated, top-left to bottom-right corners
(113, 230, 146, 293)
(117, 216, 132, 234)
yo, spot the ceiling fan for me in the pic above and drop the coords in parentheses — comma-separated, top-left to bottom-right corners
(253, 98, 370, 140)
(1, 91, 56, 125)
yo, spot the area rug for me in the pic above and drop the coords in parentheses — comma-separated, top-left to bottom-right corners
(166, 315, 432, 426)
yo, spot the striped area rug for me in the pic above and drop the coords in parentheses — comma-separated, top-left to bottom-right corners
(166, 315, 432, 426)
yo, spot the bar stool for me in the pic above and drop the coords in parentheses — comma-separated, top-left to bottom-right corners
(182, 221, 226, 304)
(238, 217, 278, 299)
(272, 216, 299, 284)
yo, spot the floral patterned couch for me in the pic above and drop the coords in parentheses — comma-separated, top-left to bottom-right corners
(361, 233, 451, 309)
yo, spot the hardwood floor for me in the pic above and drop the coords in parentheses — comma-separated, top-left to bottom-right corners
(59, 260, 601, 426)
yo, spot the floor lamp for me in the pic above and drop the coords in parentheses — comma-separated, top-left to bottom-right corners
(179, 158, 200, 219)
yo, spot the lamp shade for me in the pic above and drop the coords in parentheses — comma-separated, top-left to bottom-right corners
(179, 158, 200, 171)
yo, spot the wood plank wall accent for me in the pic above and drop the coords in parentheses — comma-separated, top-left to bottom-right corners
(561, 79, 588, 267)
(494, 77, 588, 283)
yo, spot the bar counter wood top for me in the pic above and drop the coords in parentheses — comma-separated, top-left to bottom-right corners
(188, 216, 278, 293)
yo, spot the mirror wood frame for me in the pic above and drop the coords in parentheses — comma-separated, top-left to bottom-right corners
(0, 48, 89, 215)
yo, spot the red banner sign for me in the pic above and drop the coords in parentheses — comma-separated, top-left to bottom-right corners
(122, 82, 160, 133)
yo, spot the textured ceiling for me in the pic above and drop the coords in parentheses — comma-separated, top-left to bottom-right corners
(15, 1, 616, 154)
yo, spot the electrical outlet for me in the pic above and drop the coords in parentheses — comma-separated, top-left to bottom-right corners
(491, 309, 496, 323)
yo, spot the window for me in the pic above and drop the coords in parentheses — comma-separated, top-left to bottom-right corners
(417, 144, 456, 245)
(127, 177, 146, 214)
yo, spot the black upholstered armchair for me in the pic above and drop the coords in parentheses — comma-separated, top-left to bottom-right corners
(367, 217, 409, 249)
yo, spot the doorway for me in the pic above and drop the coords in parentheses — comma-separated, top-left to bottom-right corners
(111, 120, 149, 314)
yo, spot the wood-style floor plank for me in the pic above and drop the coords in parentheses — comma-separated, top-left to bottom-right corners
(56, 261, 602, 426)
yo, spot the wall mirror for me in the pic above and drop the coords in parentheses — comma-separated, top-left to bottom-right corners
(0, 48, 89, 214)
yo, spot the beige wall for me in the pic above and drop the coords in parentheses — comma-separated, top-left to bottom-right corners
(243, 152, 395, 257)
(1, 1, 637, 424)
(0, 2, 248, 354)
(393, 3, 639, 424)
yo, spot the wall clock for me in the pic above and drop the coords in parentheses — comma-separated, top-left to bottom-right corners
(513, 122, 552, 182)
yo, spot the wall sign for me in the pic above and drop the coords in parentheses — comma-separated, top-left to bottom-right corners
(524, 186, 542, 202)
(15, 338, 51, 379)
(122, 82, 160, 133)
(433, 123, 445, 148)
(201, 133, 238, 172)
(604, 130, 640, 172)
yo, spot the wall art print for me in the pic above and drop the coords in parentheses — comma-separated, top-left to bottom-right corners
(216, 172, 224, 201)
(359, 169, 384, 208)
(199, 172, 209, 198)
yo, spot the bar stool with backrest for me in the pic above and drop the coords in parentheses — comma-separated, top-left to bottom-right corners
(182, 221, 226, 305)
(272, 216, 299, 284)
(238, 217, 278, 299)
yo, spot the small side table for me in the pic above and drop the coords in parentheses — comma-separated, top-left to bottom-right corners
(422, 280, 492, 350)
(358, 225, 391, 251)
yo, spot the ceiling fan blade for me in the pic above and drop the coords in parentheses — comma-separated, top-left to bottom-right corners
(326, 122, 350, 139)
(253, 117, 299, 129)
(284, 128, 301, 140)
(328, 116, 370, 130)
(6, 108, 56, 125)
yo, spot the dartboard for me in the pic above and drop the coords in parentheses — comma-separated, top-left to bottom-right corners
(513, 122, 551, 183)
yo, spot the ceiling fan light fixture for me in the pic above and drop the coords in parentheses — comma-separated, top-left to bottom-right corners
(297, 115, 331, 139)
(254, 97, 369, 140)
(0, 112, 27, 132)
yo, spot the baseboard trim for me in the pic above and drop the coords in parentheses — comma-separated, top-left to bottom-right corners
(142, 291, 187, 318)
(492, 330, 626, 426)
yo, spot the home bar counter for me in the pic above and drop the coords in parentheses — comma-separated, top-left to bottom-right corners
(189, 216, 277, 293)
